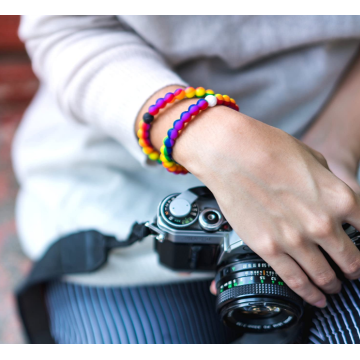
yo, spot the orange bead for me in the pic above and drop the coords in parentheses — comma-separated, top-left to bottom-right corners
(223, 95, 230, 102)
(205, 89, 215, 95)
(174, 89, 185, 100)
(168, 165, 177, 172)
(137, 129, 148, 139)
(138, 138, 150, 147)
(142, 146, 154, 155)
(230, 98, 236, 104)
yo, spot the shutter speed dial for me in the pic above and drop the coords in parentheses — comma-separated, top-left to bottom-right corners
(160, 194, 199, 228)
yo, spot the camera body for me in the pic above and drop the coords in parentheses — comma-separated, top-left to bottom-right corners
(147, 186, 360, 333)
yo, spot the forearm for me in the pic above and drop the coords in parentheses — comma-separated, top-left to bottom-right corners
(302, 51, 360, 166)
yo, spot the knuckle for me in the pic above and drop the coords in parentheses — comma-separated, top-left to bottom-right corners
(290, 235, 305, 249)
(338, 184, 357, 214)
(307, 216, 334, 239)
(344, 258, 360, 278)
(286, 276, 308, 291)
(260, 237, 280, 258)
(314, 270, 336, 288)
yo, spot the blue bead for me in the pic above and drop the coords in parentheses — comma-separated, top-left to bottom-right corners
(167, 128, 174, 138)
(164, 138, 174, 148)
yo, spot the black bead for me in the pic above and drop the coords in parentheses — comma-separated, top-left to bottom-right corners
(143, 112, 154, 124)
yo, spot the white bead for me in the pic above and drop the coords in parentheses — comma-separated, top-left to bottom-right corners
(205, 95, 217, 107)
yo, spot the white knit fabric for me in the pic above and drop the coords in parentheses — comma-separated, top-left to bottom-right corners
(13, 15, 360, 286)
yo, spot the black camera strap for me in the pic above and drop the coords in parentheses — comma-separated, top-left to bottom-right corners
(15, 222, 152, 344)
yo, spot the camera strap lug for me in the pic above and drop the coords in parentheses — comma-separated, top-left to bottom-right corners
(145, 221, 165, 242)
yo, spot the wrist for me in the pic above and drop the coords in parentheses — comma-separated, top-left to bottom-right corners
(173, 107, 253, 178)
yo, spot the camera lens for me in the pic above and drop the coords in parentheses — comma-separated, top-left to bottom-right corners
(216, 257, 303, 332)
(199, 209, 223, 231)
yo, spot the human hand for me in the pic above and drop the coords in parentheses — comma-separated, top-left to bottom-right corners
(302, 128, 360, 195)
(172, 107, 360, 308)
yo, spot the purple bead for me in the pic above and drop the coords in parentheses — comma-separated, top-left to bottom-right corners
(189, 104, 200, 115)
(174, 119, 185, 131)
(180, 111, 191, 122)
(156, 98, 166, 109)
(169, 129, 179, 139)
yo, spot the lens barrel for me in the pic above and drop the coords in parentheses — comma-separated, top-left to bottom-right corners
(216, 257, 303, 332)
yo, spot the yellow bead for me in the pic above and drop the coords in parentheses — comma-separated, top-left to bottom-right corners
(195, 87, 206, 98)
(163, 161, 175, 168)
(185, 87, 195, 98)
(160, 145, 166, 154)
(148, 152, 159, 161)
(205, 89, 215, 95)
(143, 146, 154, 155)
(160, 154, 167, 162)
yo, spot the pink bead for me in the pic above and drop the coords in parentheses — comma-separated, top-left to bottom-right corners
(189, 105, 200, 116)
(148, 105, 159, 116)
(156, 98, 166, 109)
(164, 93, 175, 103)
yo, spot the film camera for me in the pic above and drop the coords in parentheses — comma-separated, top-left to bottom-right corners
(146, 186, 360, 333)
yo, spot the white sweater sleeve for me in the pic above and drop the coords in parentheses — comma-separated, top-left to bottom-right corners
(19, 15, 187, 162)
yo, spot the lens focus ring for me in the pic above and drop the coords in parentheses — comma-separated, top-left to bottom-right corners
(216, 283, 300, 308)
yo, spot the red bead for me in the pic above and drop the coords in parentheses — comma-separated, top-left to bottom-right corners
(164, 93, 175, 103)
(141, 122, 151, 131)
(148, 105, 159, 116)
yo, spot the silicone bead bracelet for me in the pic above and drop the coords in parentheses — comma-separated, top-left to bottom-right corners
(160, 94, 240, 174)
(137, 87, 238, 163)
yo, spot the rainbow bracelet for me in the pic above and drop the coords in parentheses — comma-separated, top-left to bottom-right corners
(160, 94, 240, 174)
(137, 87, 239, 163)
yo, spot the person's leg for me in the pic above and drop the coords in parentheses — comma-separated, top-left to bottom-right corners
(45, 280, 241, 344)
(303, 278, 360, 344)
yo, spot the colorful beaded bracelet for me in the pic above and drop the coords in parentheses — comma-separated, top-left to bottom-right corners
(160, 94, 240, 174)
(137, 86, 239, 164)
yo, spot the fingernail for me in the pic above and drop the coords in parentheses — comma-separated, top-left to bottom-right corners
(314, 299, 327, 308)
